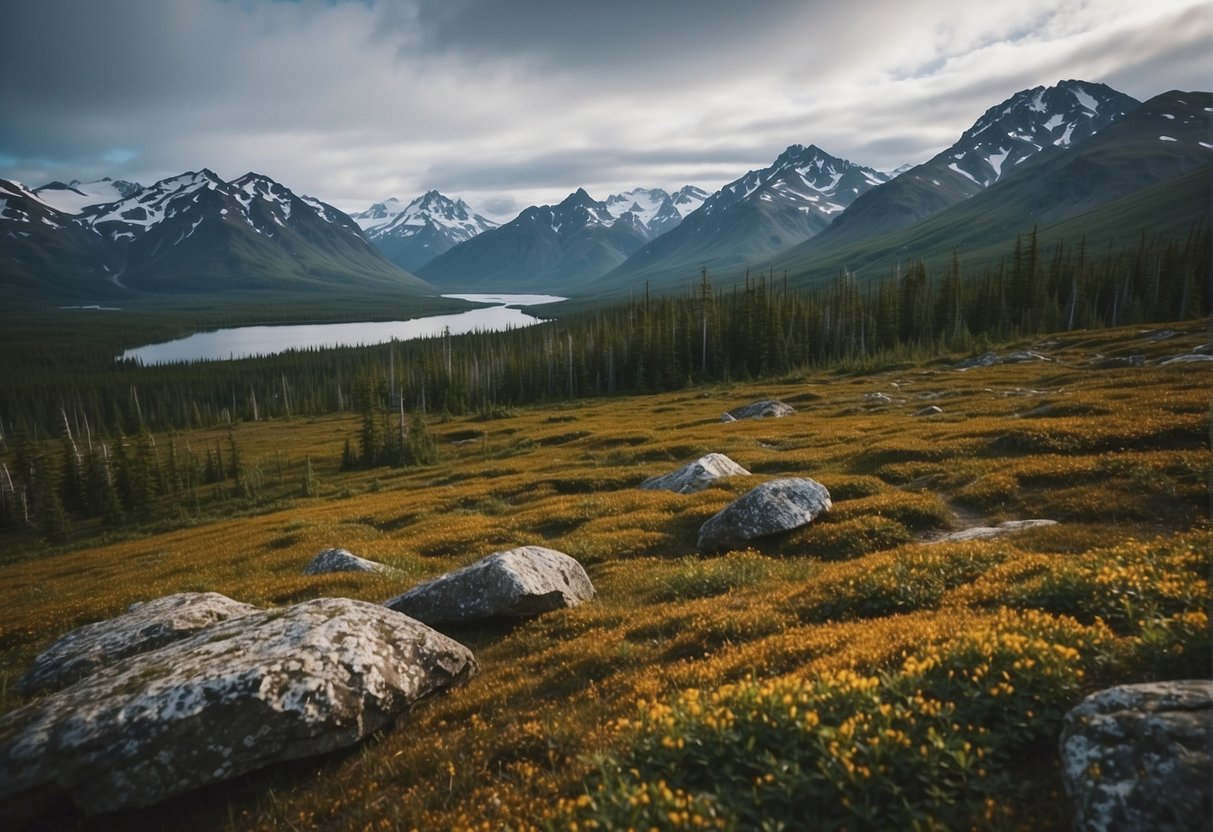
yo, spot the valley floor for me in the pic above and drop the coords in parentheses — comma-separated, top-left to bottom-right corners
(0, 320, 1209, 830)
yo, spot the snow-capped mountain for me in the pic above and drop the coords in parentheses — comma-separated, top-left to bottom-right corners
(70, 169, 429, 292)
(1, 178, 113, 300)
(33, 177, 143, 215)
(763, 88, 1210, 288)
(349, 197, 405, 233)
(0, 169, 430, 297)
(418, 184, 707, 291)
(600, 144, 888, 287)
(816, 80, 1140, 246)
(353, 190, 499, 272)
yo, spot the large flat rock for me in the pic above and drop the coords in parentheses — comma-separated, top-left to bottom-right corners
(17, 592, 260, 697)
(384, 545, 595, 625)
(0, 597, 477, 823)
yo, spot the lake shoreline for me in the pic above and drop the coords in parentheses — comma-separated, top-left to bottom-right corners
(120, 293, 567, 366)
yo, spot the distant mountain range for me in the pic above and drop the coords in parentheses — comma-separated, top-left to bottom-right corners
(2, 78, 1208, 306)
(1, 170, 428, 302)
(350, 190, 498, 272)
(754, 87, 1212, 286)
(810, 80, 1140, 249)
(416, 185, 708, 291)
(599, 144, 889, 289)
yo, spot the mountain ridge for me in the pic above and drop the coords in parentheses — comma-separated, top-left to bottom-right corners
(417, 184, 707, 291)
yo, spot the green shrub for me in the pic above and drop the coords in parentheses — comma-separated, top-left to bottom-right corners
(554, 609, 1106, 831)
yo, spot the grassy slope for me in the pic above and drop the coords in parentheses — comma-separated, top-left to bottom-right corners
(0, 320, 1209, 829)
(762, 165, 1213, 288)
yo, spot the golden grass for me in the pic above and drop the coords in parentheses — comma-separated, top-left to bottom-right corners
(0, 320, 1209, 830)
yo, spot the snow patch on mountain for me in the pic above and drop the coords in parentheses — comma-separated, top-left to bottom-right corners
(34, 178, 143, 215)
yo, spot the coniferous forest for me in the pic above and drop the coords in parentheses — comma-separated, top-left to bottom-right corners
(0, 224, 1207, 540)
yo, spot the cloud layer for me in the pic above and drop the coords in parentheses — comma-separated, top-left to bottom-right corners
(1, 0, 1208, 219)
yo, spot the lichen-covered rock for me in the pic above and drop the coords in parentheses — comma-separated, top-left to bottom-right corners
(639, 453, 750, 494)
(864, 392, 893, 404)
(1060, 680, 1212, 832)
(697, 478, 832, 552)
(722, 400, 795, 421)
(303, 547, 394, 575)
(935, 519, 1057, 542)
(384, 546, 595, 625)
(17, 592, 260, 697)
(0, 598, 476, 824)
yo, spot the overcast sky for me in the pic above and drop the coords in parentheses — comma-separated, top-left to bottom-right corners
(1, 0, 1208, 221)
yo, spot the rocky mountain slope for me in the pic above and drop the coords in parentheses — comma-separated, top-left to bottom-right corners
(418, 185, 706, 291)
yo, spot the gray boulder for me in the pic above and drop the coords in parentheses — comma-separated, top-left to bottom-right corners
(1002, 350, 1051, 363)
(0, 598, 476, 824)
(17, 592, 260, 697)
(1161, 354, 1213, 365)
(722, 400, 795, 421)
(639, 453, 750, 494)
(1090, 354, 1145, 369)
(936, 519, 1057, 542)
(1143, 329, 1181, 341)
(955, 351, 1001, 369)
(697, 477, 832, 552)
(384, 546, 595, 625)
(1060, 680, 1212, 832)
(304, 547, 394, 575)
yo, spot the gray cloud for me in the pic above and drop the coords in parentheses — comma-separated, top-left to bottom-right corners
(1, 0, 1208, 222)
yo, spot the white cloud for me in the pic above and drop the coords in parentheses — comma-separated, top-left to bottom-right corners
(0, 0, 1207, 221)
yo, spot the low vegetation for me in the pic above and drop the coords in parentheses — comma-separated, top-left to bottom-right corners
(0, 320, 1208, 830)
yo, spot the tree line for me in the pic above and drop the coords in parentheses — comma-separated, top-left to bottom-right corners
(0, 223, 1207, 536)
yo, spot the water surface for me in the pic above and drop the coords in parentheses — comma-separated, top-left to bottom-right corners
(121, 294, 565, 365)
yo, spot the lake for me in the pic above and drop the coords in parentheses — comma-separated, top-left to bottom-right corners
(120, 294, 566, 366)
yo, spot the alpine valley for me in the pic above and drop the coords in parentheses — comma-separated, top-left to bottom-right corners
(2, 79, 1207, 306)
(1, 63, 1211, 832)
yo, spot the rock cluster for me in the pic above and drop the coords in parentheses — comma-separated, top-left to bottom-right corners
(0, 597, 477, 824)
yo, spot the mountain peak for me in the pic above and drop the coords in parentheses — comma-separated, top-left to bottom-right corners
(353, 189, 499, 272)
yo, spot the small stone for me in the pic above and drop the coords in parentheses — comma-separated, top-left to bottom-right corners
(936, 519, 1057, 542)
(955, 351, 1001, 369)
(303, 547, 394, 575)
(915, 405, 943, 416)
(722, 400, 795, 420)
(639, 453, 751, 494)
(1161, 354, 1213, 365)
(1090, 355, 1145, 369)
